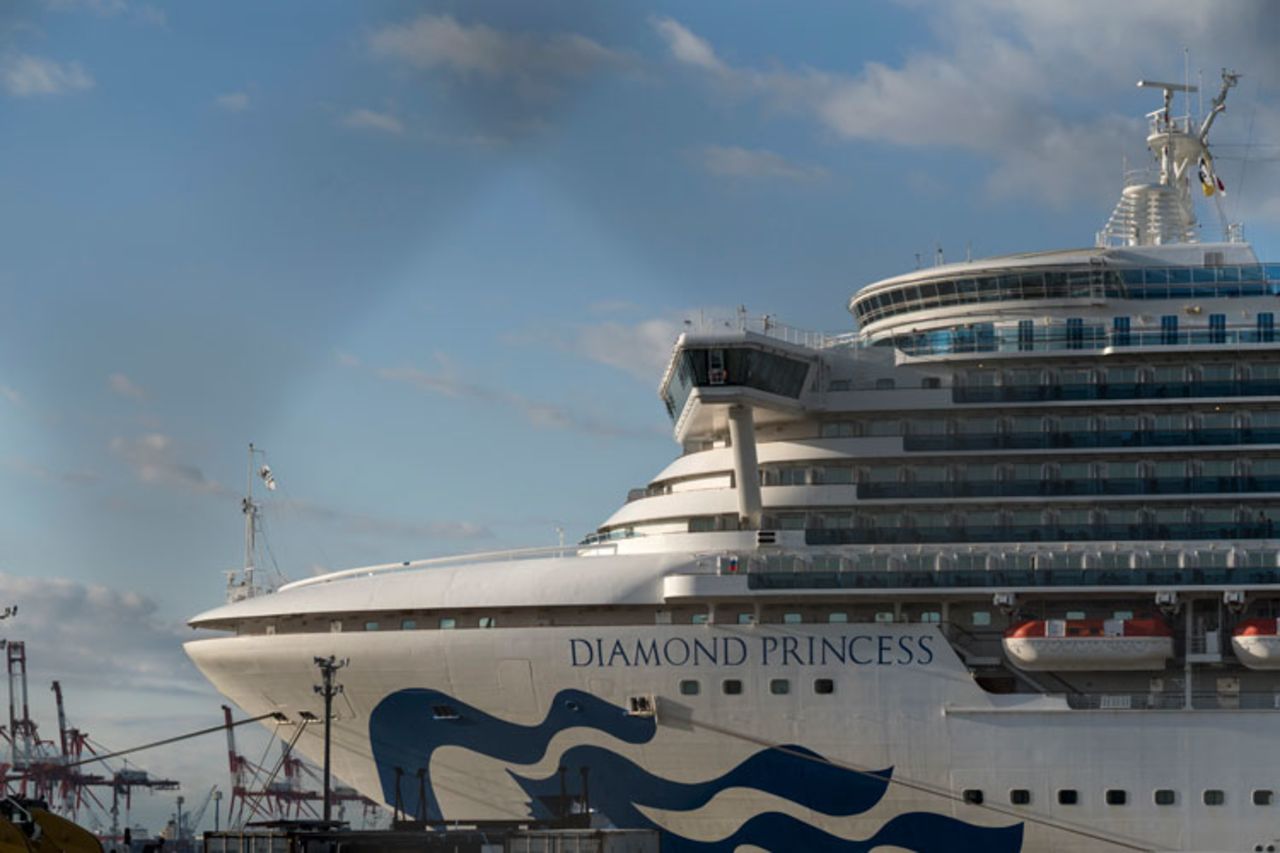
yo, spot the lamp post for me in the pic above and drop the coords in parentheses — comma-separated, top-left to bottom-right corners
(313, 655, 348, 824)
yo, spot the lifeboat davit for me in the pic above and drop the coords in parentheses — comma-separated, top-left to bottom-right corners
(1232, 618, 1280, 669)
(1003, 617, 1173, 671)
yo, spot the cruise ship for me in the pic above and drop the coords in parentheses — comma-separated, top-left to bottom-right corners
(187, 72, 1280, 852)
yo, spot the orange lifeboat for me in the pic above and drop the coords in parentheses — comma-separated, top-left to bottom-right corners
(1002, 617, 1173, 671)
(1232, 618, 1280, 670)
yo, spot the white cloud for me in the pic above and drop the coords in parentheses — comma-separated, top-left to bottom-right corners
(368, 14, 625, 83)
(109, 433, 225, 494)
(341, 107, 404, 135)
(335, 350, 361, 368)
(107, 372, 146, 400)
(44, 0, 128, 15)
(374, 361, 662, 439)
(700, 145, 827, 182)
(272, 498, 492, 542)
(2, 54, 94, 97)
(0, 573, 206, 694)
(571, 317, 683, 383)
(216, 91, 250, 112)
(652, 5, 1280, 207)
(6, 456, 99, 486)
(651, 16, 725, 74)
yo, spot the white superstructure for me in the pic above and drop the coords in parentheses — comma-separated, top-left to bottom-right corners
(187, 72, 1280, 852)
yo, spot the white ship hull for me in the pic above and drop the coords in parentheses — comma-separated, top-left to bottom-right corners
(187, 595, 1280, 853)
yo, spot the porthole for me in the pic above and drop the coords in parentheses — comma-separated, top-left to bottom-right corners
(1254, 789, 1274, 806)
(1105, 789, 1127, 806)
(1204, 789, 1225, 806)
(962, 789, 983, 805)
(1153, 789, 1176, 806)
(1009, 789, 1031, 805)
(814, 678, 835, 695)
(722, 679, 743, 695)
(1057, 789, 1078, 806)
(769, 679, 790, 695)
(678, 679, 700, 696)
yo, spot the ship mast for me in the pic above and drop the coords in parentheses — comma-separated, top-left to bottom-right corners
(228, 442, 277, 602)
(1097, 69, 1239, 247)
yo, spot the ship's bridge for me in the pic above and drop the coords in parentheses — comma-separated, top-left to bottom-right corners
(659, 329, 818, 434)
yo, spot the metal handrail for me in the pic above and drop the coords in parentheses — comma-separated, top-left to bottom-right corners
(278, 543, 616, 593)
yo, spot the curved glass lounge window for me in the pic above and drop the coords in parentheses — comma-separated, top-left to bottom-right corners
(662, 346, 810, 421)
(851, 263, 1280, 327)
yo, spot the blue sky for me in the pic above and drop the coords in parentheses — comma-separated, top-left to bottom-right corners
(3, 0, 1280, 833)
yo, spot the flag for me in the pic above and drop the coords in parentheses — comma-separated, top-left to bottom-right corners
(1198, 156, 1215, 197)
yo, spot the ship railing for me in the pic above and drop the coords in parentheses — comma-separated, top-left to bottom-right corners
(892, 320, 1280, 358)
(683, 312, 860, 352)
(1122, 167, 1160, 188)
(278, 542, 618, 592)
(747, 566, 1280, 590)
(1066, 692, 1280, 711)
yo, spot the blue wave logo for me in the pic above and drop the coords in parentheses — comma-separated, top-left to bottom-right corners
(368, 688, 1023, 852)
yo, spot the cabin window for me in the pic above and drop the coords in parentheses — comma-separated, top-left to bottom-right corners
(814, 678, 835, 695)
(439, 617, 457, 630)
(971, 611, 992, 627)
(678, 680, 700, 696)
(918, 611, 942, 624)
(1254, 789, 1275, 806)
(737, 612, 756, 625)
(364, 621, 379, 631)
(1112, 610, 1133, 621)
(1065, 610, 1086, 620)
(1105, 789, 1127, 806)
(1204, 789, 1225, 806)
(1154, 789, 1176, 806)
(479, 617, 496, 629)
(692, 612, 709, 624)
(769, 679, 790, 695)
(1057, 789, 1078, 805)
(783, 612, 803, 624)
(1009, 789, 1031, 805)
(828, 612, 849, 623)
(962, 789, 983, 805)
(401, 619, 417, 630)
(722, 679, 743, 696)
(329, 620, 342, 633)
(875, 611, 895, 623)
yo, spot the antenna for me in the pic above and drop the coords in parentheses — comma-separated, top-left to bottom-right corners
(1197, 68, 1240, 143)
(230, 443, 281, 602)
(1183, 47, 1190, 125)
